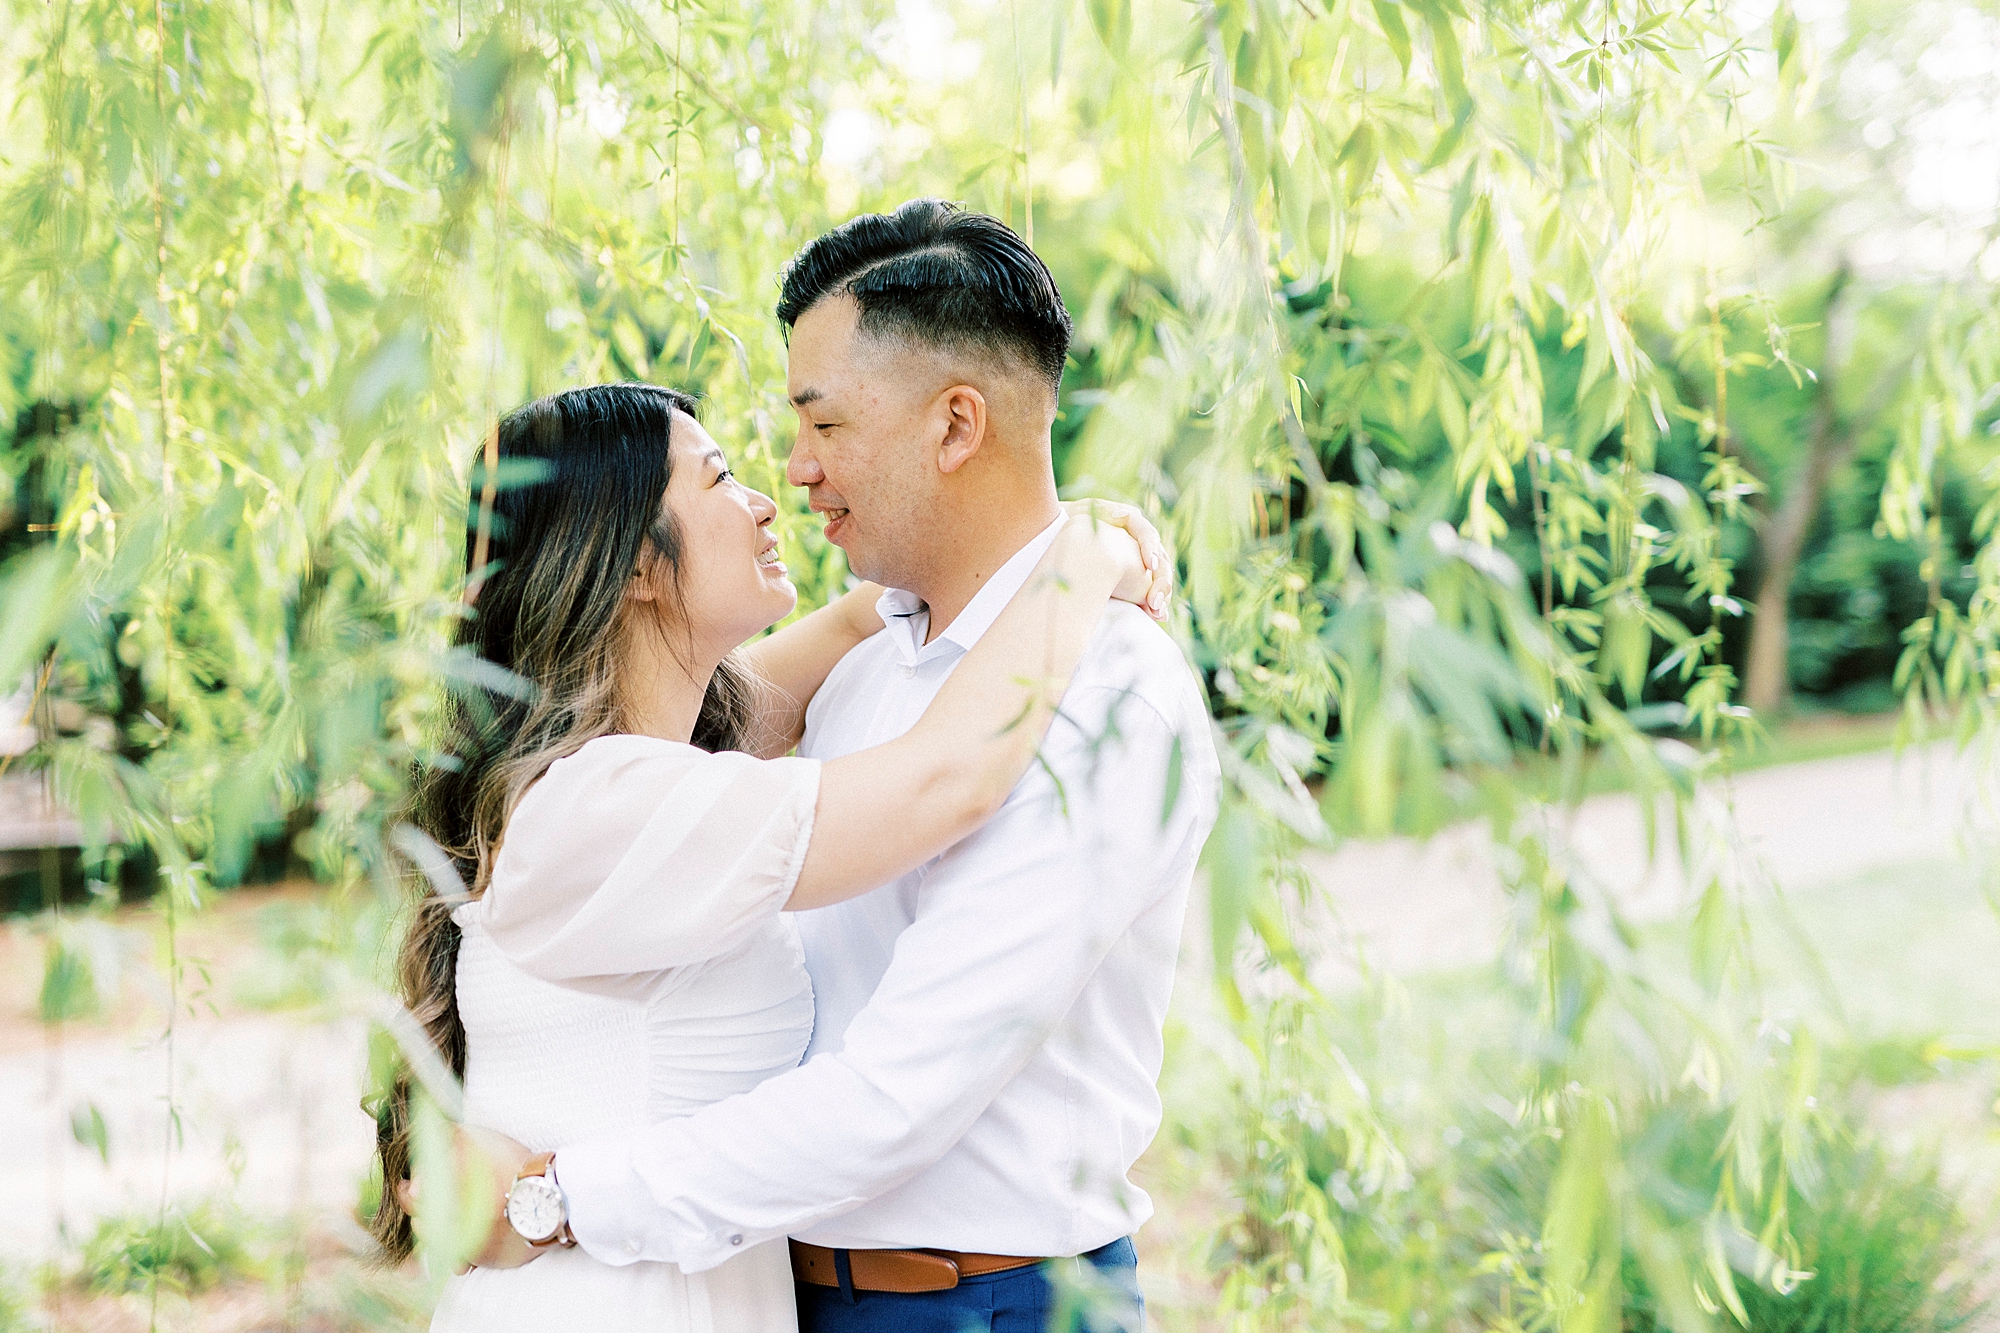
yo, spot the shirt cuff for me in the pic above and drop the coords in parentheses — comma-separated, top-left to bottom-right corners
(555, 1135, 673, 1268)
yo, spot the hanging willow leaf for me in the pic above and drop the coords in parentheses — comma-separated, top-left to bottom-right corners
(1087, 0, 1131, 56)
(1373, 0, 1413, 74)
(1204, 798, 1259, 983)
(71, 1102, 111, 1165)
(0, 548, 77, 687)
(40, 937, 98, 1023)
(1422, 9, 1473, 115)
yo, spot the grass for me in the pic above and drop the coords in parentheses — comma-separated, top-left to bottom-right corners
(78, 1201, 257, 1296)
(48, 1210, 434, 1332)
(0, 1270, 26, 1333)
(1554, 708, 1910, 802)
(1744, 852, 2000, 1044)
(1732, 707, 1913, 772)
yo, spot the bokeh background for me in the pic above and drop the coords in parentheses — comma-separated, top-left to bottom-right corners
(1, 0, 1998, 1327)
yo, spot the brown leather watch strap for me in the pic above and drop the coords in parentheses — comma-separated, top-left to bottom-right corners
(514, 1152, 576, 1249)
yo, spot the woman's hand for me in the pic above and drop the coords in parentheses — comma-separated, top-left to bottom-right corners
(1062, 499, 1173, 621)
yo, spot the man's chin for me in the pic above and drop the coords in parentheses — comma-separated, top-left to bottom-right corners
(838, 543, 885, 586)
(823, 527, 870, 576)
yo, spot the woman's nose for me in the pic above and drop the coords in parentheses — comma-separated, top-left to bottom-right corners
(751, 488, 778, 523)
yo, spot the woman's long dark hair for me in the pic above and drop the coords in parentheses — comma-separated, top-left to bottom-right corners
(369, 383, 759, 1261)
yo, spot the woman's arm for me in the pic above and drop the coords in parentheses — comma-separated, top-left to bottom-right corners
(735, 583, 887, 759)
(736, 503, 1170, 761)
(785, 515, 1143, 910)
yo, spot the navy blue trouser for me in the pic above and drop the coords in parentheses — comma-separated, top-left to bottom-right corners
(794, 1237, 1143, 1333)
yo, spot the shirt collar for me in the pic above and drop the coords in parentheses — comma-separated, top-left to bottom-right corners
(875, 515, 1067, 665)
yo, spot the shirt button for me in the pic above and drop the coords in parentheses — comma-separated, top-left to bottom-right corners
(730, 1234, 744, 1247)
(625, 1240, 642, 1255)
(899, 664, 915, 679)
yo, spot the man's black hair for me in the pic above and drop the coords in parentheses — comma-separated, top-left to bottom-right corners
(775, 199, 1072, 395)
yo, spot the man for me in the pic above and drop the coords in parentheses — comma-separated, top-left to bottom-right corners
(478, 199, 1219, 1331)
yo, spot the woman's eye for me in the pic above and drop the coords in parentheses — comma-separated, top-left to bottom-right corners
(715, 469, 734, 485)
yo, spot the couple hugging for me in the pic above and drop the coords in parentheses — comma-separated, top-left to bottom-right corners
(371, 198, 1221, 1333)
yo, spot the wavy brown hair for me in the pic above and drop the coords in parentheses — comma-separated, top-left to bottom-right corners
(368, 383, 758, 1261)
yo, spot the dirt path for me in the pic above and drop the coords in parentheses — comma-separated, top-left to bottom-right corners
(0, 888, 379, 1265)
(1, 1015, 376, 1260)
(1298, 738, 1996, 983)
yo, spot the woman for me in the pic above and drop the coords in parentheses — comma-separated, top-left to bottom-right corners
(367, 382, 1167, 1331)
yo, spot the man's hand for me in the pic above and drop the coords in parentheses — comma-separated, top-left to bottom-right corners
(399, 1125, 548, 1272)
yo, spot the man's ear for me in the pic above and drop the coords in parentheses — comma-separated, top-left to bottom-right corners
(934, 384, 987, 475)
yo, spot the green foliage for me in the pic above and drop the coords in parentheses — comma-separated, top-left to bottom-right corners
(70, 1100, 111, 1166)
(233, 895, 364, 1011)
(32, 914, 125, 1022)
(0, 1269, 25, 1333)
(36, 933, 97, 1022)
(1623, 1137, 1988, 1333)
(308, 1267, 433, 1331)
(1190, 984, 1989, 1333)
(2, 0, 1995, 1320)
(78, 1201, 256, 1296)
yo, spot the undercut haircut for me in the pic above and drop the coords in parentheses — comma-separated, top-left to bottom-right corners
(775, 199, 1073, 396)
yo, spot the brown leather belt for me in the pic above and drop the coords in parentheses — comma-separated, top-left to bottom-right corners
(789, 1239, 1045, 1293)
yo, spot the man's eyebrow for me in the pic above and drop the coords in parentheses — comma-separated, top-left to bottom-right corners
(789, 387, 824, 407)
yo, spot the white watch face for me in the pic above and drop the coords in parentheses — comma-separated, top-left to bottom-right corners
(506, 1175, 564, 1244)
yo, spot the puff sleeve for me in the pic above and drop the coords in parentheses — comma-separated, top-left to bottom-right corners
(474, 735, 820, 984)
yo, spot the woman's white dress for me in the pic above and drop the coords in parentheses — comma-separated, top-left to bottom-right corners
(428, 734, 821, 1333)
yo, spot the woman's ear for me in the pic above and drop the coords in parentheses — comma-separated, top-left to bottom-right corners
(626, 552, 660, 603)
(935, 384, 987, 475)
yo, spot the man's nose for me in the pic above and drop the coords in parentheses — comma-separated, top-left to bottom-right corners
(786, 435, 824, 489)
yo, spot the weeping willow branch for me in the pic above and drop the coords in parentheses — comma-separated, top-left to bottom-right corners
(1198, 1, 1330, 503)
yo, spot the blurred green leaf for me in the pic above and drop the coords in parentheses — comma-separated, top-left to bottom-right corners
(1087, 0, 1131, 56)
(70, 1101, 111, 1165)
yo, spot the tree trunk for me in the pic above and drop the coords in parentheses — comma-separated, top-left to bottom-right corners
(1742, 264, 1857, 718)
(1742, 395, 1856, 716)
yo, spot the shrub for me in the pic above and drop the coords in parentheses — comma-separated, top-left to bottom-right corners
(1625, 1136, 1988, 1333)
(1199, 1029, 1989, 1333)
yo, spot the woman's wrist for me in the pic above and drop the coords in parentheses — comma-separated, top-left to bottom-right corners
(839, 582, 887, 639)
(1058, 524, 1133, 598)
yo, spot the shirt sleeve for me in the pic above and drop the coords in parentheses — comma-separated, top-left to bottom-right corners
(478, 736, 820, 983)
(552, 683, 1215, 1272)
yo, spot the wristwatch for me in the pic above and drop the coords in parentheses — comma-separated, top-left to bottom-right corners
(504, 1152, 576, 1249)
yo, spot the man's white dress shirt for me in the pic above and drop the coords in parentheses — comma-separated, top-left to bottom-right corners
(555, 517, 1221, 1272)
